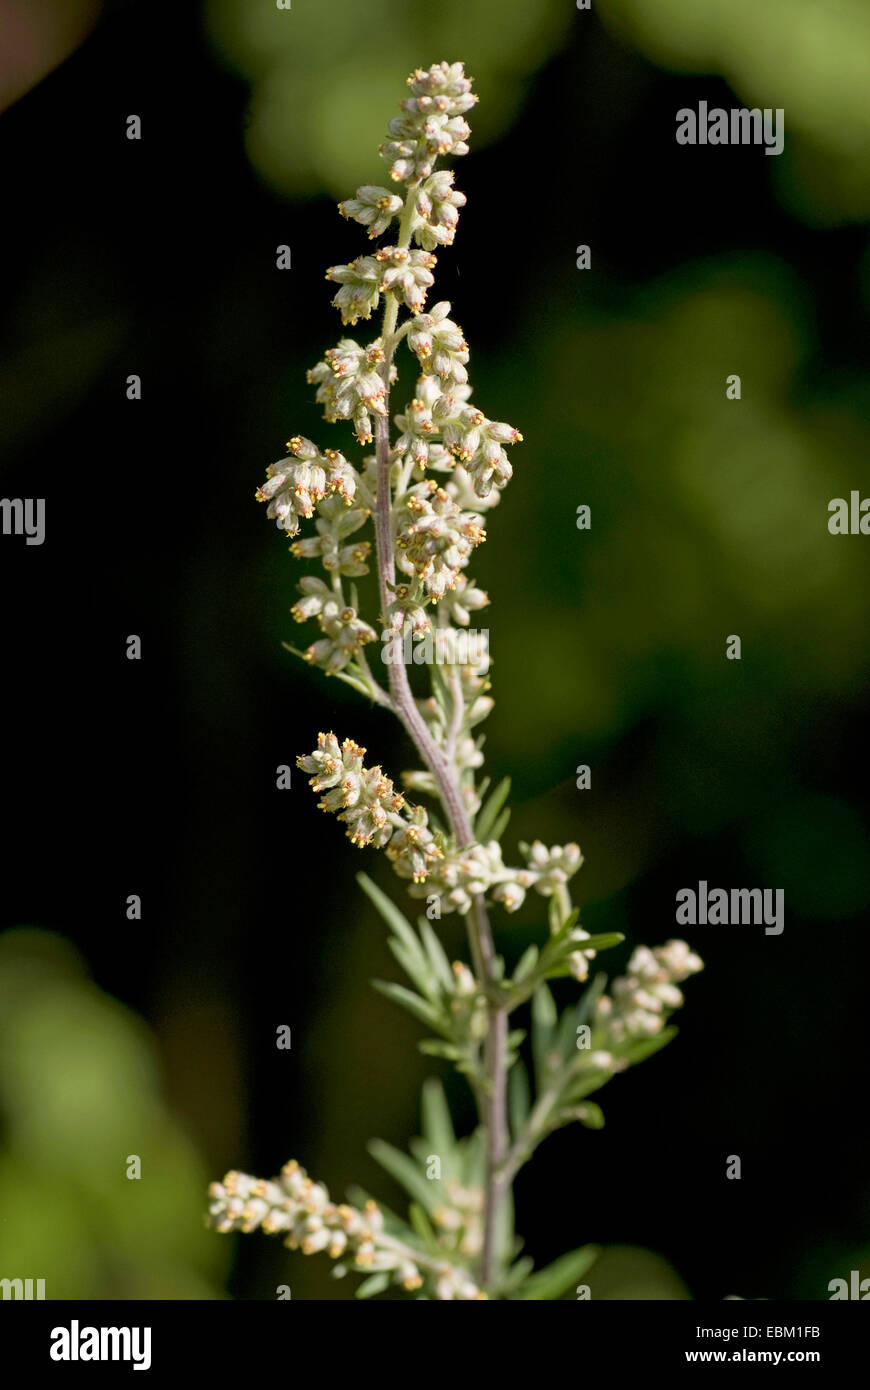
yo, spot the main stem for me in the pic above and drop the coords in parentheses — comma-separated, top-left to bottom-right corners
(372, 193, 509, 1289)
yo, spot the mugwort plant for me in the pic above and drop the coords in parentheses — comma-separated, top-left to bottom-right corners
(207, 61, 703, 1300)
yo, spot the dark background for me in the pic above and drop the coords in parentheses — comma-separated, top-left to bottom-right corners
(1, 0, 869, 1300)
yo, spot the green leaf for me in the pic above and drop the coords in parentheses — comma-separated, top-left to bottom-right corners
(531, 983, 557, 1088)
(368, 1139, 438, 1211)
(460, 1125, 487, 1191)
(562, 931, 624, 955)
(474, 776, 511, 842)
(418, 1039, 462, 1060)
(558, 1073, 609, 1106)
(548, 900, 582, 937)
(387, 937, 438, 1001)
(498, 1257, 535, 1295)
(621, 1025, 678, 1066)
(418, 920, 454, 993)
(576, 971, 608, 1026)
(512, 1245, 600, 1301)
(421, 1077, 456, 1157)
(408, 1202, 440, 1254)
(508, 1059, 530, 1140)
(355, 1272, 390, 1299)
(371, 979, 444, 1031)
(358, 874, 421, 957)
(488, 806, 511, 843)
(574, 1101, 604, 1129)
(513, 945, 539, 983)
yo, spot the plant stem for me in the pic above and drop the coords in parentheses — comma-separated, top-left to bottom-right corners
(370, 186, 510, 1290)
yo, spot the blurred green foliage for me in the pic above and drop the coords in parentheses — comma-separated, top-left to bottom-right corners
(597, 0, 870, 223)
(205, 0, 574, 196)
(0, 930, 227, 1298)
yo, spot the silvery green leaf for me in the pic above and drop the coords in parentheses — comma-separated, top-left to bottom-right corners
(368, 1139, 439, 1210)
(548, 902, 580, 937)
(621, 1026, 678, 1066)
(514, 944, 539, 983)
(418, 1039, 462, 1060)
(559, 1073, 609, 1106)
(575, 971, 608, 1026)
(371, 979, 445, 1031)
(572, 1100, 604, 1129)
(408, 1202, 440, 1254)
(358, 873, 421, 956)
(418, 920, 454, 992)
(387, 937, 439, 1001)
(421, 1077, 456, 1156)
(531, 983, 558, 1088)
(512, 1245, 600, 1301)
(356, 1273, 390, 1299)
(508, 1058, 531, 1140)
(498, 1257, 535, 1295)
(460, 1125, 486, 1191)
(474, 776, 511, 842)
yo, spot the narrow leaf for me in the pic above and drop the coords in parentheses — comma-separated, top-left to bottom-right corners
(621, 1025, 678, 1066)
(355, 1273, 390, 1299)
(368, 1139, 438, 1210)
(508, 1059, 531, 1141)
(498, 1257, 535, 1295)
(513, 1245, 601, 1301)
(488, 806, 511, 843)
(421, 1077, 456, 1157)
(474, 776, 511, 842)
(575, 1100, 604, 1129)
(418, 1039, 462, 1060)
(550, 904, 580, 937)
(371, 979, 443, 1031)
(358, 873, 420, 956)
(531, 983, 557, 1088)
(408, 1202, 440, 1254)
(387, 937, 439, 1001)
(418, 920, 454, 992)
(513, 945, 539, 983)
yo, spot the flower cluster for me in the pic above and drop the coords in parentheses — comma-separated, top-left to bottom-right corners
(255, 436, 356, 537)
(325, 248, 439, 324)
(290, 581, 377, 675)
(412, 171, 467, 250)
(207, 1161, 485, 1299)
(394, 376, 522, 498)
(405, 838, 584, 922)
(290, 498, 371, 577)
(394, 481, 486, 602)
(407, 301, 469, 385)
(338, 185, 403, 239)
(324, 255, 384, 326)
(595, 940, 704, 1044)
(298, 733, 443, 879)
(307, 339, 391, 445)
(380, 61, 477, 185)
